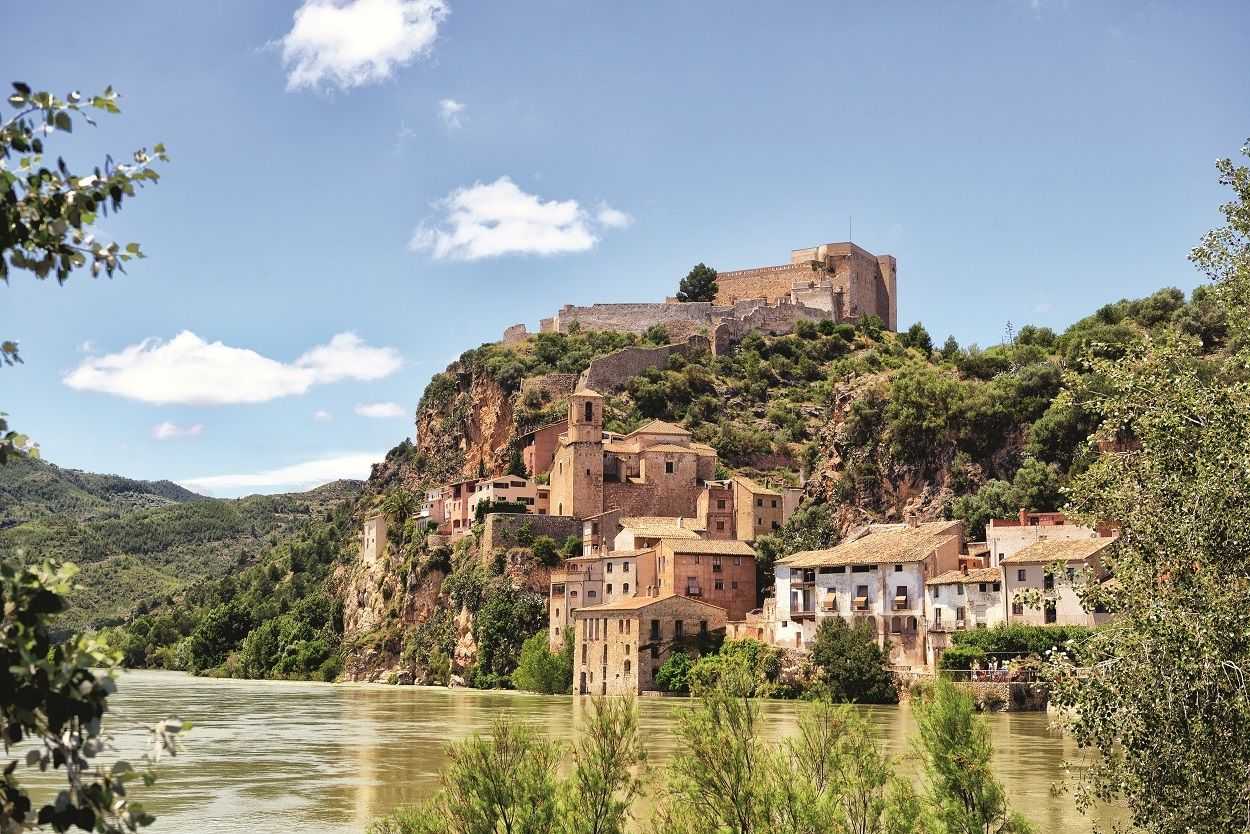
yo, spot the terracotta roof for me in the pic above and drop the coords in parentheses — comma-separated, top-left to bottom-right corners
(604, 548, 653, 558)
(927, 566, 1003, 586)
(662, 538, 756, 556)
(628, 419, 691, 437)
(574, 593, 727, 614)
(641, 443, 700, 454)
(690, 442, 718, 456)
(1001, 536, 1117, 565)
(966, 542, 990, 556)
(733, 474, 781, 497)
(619, 517, 701, 539)
(779, 521, 961, 568)
(602, 442, 637, 454)
(573, 387, 604, 399)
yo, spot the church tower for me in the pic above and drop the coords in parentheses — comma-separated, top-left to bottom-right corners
(551, 388, 605, 518)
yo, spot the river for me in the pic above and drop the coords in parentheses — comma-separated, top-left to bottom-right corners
(19, 670, 1111, 833)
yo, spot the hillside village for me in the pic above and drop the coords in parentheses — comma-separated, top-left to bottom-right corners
(357, 240, 1120, 695)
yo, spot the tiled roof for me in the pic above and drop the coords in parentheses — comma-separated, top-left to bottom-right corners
(628, 419, 691, 437)
(573, 387, 604, 399)
(641, 443, 701, 454)
(1000, 536, 1117, 565)
(575, 593, 727, 614)
(662, 538, 756, 556)
(733, 474, 781, 497)
(619, 517, 701, 539)
(927, 566, 1002, 586)
(690, 442, 718, 456)
(779, 521, 961, 567)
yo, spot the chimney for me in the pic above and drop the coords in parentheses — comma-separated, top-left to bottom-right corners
(677, 516, 685, 529)
(906, 513, 920, 528)
(961, 564, 969, 576)
(1019, 508, 1029, 526)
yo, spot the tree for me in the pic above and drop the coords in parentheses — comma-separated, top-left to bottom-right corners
(557, 697, 645, 834)
(676, 263, 718, 303)
(1, 561, 184, 833)
(1043, 141, 1250, 834)
(654, 650, 693, 693)
(513, 630, 572, 694)
(940, 335, 961, 362)
(1, 82, 167, 458)
(899, 322, 934, 354)
(808, 617, 898, 704)
(913, 678, 1032, 833)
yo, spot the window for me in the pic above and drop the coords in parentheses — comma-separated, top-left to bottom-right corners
(588, 590, 598, 599)
(932, 587, 939, 599)
(712, 556, 722, 572)
(731, 581, 738, 590)
(1045, 601, 1057, 624)
(674, 621, 685, 639)
(606, 562, 613, 573)
(1066, 567, 1076, 582)
(894, 564, 903, 572)
(1012, 601, 1024, 616)
(624, 659, 631, 673)
(714, 579, 724, 590)
(771, 499, 778, 508)
(717, 499, 726, 509)
(606, 584, 612, 594)
(956, 585, 964, 596)
(757, 517, 763, 526)
(622, 562, 630, 573)
(582, 644, 587, 663)
(699, 620, 708, 635)
(716, 520, 726, 531)
(831, 566, 846, 574)
(851, 565, 872, 573)
(957, 606, 967, 622)
(992, 581, 1001, 592)
(772, 520, 780, 530)
(665, 460, 675, 474)
(625, 619, 631, 634)
(1044, 573, 1055, 591)
(978, 583, 987, 593)
(650, 645, 659, 659)
(650, 619, 661, 640)
(755, 498, 763, 507)
(1017, 569, 1027, 582)
(571, 590, 578, 598)
(623, 582, 630, 593)
(618, 619, 624, 634)
(602, 645, 608, 664)
(584, 401, 593, 422)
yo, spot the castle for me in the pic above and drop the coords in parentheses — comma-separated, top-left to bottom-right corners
(502, 240, 897, 348)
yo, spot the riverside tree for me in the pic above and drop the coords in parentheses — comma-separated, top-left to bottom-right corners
(808, 617, 898, 704)
(676, 263, 718, 302)
(1044, 140, 1250, 834)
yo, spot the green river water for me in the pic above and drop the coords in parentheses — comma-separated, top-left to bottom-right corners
(20, 670, 1114, 833)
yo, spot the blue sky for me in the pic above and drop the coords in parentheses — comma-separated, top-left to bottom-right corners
(5, 0, 1248, 496)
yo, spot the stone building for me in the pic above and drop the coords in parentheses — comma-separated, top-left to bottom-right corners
(442, 477, 480, 538)
(923, 566, 1005, 668)
(715, 241, 897, 331)
(986, 511, 1104, 567)
(772, 520, 963, 668)
(548, 389, 717, 520)
(573, 594, 728, 695)
(518, 419, 566, 477)
(1001, 537, 1117, 627)
(653, 538, 758, 620)
(360, 513, 387, 564)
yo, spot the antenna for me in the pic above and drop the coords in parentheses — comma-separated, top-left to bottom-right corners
(848, 215, 853, 242)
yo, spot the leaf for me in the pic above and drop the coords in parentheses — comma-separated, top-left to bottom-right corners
(54, 112, 71, 133)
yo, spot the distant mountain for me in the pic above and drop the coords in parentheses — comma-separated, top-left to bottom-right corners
(0, 456, 364, 633)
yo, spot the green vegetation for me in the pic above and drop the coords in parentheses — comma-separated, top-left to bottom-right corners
(654, 650, 694, 694)
(676, 262, 718, 302)
(369, 697, 643, 834)
(512, 630, 574, 695)
(1043, 141, 1250, 834)
(0, 455, 360, 633)
(686, 638, 783, 697)
(809, 617, 898, 704)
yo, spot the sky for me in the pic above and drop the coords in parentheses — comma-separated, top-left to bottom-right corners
(4, 0, 1248, 497)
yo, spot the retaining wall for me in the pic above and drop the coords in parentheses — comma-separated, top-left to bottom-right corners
(480, 513, 582, 556)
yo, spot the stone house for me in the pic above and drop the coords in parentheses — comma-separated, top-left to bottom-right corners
(772, 520, 963, 669)
(361, 513, 387, 564)
(549, 556, 604, 650)
(1001, 537, 1117, 627)
(548, 389, 718, 520)
(613, 516, 702, 551)
(653, 537, 758, 620)
(986, 511, 1102, 567)
(694, 476, 794, 542)
(923, 566, 1005, 668)
(582, 508, 624, 557)
(573, 594, 727, 695)
(443, 478, 480, 538)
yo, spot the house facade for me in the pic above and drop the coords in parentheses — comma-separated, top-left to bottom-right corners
(772, 520, 963, 668)
(986, 511, 1102, 567)
(572, 594, 727, 695)
(1001, 537, 1116, 627)
(923, 566, 1005, 668)
(467, 476, 551, 518)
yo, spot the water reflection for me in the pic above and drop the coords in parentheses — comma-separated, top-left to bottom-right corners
(16, 670, 1111, 834)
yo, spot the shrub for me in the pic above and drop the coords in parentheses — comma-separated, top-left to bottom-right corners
(513, 630, 572, 694)
(655, 650, 694, 693)
(809, 617, 898, 704)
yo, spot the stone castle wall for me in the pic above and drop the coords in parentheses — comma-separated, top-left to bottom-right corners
(715, 263, 822, 305)
(520, 373, 579, 402)
(578, 335, 711, 393)
(480, 513, 582, 556)
(551, 301, 720, 335)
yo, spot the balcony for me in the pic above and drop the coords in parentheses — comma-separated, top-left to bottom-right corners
(791, 580, 815, 590)
(791, 608, 817, 621)
(893, 595, 911, 611)
(686, 584, 703, 596)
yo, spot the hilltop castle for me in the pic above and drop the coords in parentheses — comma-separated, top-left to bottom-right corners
(502, 240, 897, 348)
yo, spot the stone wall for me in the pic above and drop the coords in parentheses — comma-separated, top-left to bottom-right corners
(520, 372, 579, 402)
(578, 335, 711, 393)
(502, 323, 529, 344)
(711, 302, 829, 354)
(715, 263, 821, 305)
(480, 513, 582, 556)
(551, 301, 721, 335)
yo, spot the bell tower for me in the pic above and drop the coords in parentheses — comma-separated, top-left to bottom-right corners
(569, 388, 603, 443)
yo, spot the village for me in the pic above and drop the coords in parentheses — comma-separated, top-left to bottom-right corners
(359, 240, 1119, 696)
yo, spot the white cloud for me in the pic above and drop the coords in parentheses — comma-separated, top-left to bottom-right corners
(439, 98, 465, 128)
(151, 422, 204, 440)
(355, 401, 405, 418)
(179, 452, 382, 496)
(279, 0, 448, 91)
(595, 203, 633, 229)
(78, 340, 95, 354)
(64, 331, 402, 405)
(313, 409, 333, 421)
(409, 177, 630, 261)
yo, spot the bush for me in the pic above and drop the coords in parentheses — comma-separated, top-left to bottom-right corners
(809, 617, 898, 704)
(655, 650, 694, 693)
(512, 630, 572, 694)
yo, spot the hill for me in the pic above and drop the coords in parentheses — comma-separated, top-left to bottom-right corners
(0, 456, 363, 633)
(100, 283, 1231, 684)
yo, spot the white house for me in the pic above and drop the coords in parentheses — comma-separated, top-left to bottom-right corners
(773, 520, 963, 669)
(986, 511, 1103, 567)
(1001, 536, 1116, 627)
(923, 566, 1005, 668)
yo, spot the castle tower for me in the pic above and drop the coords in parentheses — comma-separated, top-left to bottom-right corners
(568, 388, 604, 442)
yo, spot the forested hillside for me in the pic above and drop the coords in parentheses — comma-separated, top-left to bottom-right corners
(0, 456, 361, 632)
(100, 282, 1231, 686)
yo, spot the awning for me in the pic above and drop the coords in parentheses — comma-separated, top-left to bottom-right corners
(853, 596, 868, 607)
